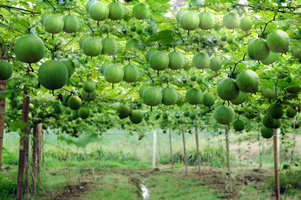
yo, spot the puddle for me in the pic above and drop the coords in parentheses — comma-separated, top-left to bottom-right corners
(141, 183, 150, 200)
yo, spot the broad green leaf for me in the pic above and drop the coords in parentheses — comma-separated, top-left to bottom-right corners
(10, 120, 27, 131)
(145, 30, 174, 44)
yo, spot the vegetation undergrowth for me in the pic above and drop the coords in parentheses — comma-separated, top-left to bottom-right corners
(2, 131, 301, 199)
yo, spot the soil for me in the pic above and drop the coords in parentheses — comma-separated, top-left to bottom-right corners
(176, 166, 276, 199)
(45, 167, 161, 200)
(52, 181, 93, 200)
(43, 165, 276, 200)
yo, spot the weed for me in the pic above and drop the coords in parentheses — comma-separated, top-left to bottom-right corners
(0, 175, 17, 198)
(266, 170, 301, 194)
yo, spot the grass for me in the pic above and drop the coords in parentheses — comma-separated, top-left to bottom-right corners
(1, 128, 301, 199)
(83, 181, 141, 200)
(146, 172, 223, 200)
(81, 173, 141, 200)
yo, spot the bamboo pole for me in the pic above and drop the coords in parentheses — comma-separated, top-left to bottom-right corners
(225, 126, 231, 193)
(273, 128, 280, 200)
(168, 123, 174, 173)
(195, 125, 202, 181)
(16, 88, 30, 200)
(0, 80, 6, 170)
(181, 124, 188, 176)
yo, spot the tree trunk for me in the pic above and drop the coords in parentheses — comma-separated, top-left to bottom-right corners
(0, 80, 6, 170)
(152, 129, 157, 168)
(225, 126, 231, 193)
(195, 125, 202, 181)
(168, 123, 174, 173)
(181, 124, 188, 176)
(273, 128, 280, 200)
(16, 89, 30, 200)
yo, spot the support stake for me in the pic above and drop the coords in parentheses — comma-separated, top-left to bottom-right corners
(195, 125, 202, 181)
(0, 80, 6, 170)
(273, 128, 280, 200)
(152, 129, 157, 168)
(16, 88, 30, 200)
(181, 124, 188, 176)
(169, 123, 174, 173)
(225, 126, 231, 193)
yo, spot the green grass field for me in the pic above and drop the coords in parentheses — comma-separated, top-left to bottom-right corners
(1, 128, 301, 199)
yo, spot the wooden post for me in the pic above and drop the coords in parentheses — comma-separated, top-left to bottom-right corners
(32, 124, 38, 196)
(284, 116, 297, 200)
(181, 124, 188, 176)
(152, 129, 157, 168)
(0, 47, 8, 170)
(258, 125, 262, 169)
(25, 128, 30, 200)
(157, 127, 161, 162)
(16, 89, 30, 200)
(41, 128, 45, 170)
(273, 128, 280, 200)
(168, 123, 174, 173)
(225, 126, 231, 193)
(0, 80, 6, 170)
(277, 129, 280, 166)
(195, 125, 202, 181)
(37, 123, 42, 181)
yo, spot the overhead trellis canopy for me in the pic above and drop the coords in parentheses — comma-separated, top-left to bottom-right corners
(0, 0, 300, 137)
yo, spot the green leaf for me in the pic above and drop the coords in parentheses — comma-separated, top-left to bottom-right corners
(153, 12, 165, 23)
(154, 0, 170, 4)
(58, 132, 100, 148)
(10, 121, 27, 131)
(145, 30, 174, 44)
(237, 63, 247, 70)
(74, 132, 99, 148)
(253, 5, 258, 13)
(0, 90, 13, 98)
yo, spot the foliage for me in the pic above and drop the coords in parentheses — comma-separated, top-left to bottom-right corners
(0, 175, 17, 199)
(0, 0, 300, 139)
(168, 147, 231, 168)
(2, 1, 301, 198)
(146, 172, 224, 200)
(266, 170, 301, 194)
(58, 132, 100, 147)
(2, 149, 18, 166)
